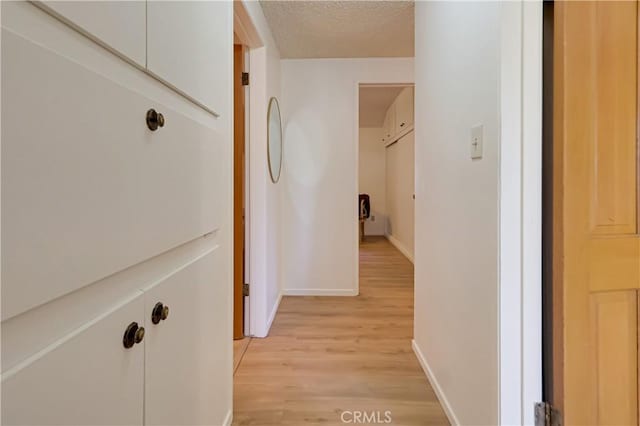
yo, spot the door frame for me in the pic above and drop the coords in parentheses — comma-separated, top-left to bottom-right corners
(353, 82, 415, 297)
(498, 2, 543, 424)
(233, 1, 278, 338)
(233, 43, 246, 340)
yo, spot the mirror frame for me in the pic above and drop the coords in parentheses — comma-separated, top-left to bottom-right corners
(267, 97, 283, 183)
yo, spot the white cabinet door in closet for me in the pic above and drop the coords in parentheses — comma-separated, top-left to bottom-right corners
(37, 1, 146, 66)
(147, 1, 232, 115)
(394, 87, 414, 135)
(1, 293, 146, 426)
(383, 102, 396, 143)
(144, 247, 231, 426)
(2, 29, 224, 320)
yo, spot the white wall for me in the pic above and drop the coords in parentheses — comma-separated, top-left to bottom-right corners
(385, 131, 415, 261)
(358, 127, 386, 236)
(412, 2, 500, 424)
(241, 1, 282, 337)
(280, 58, 414, 296)
(412, 2, 542, 425)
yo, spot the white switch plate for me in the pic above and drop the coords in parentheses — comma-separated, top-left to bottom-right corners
(470, 124, 483, 159)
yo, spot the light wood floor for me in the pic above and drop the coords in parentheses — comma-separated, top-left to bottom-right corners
(234, 337, 251, 373)
(233, 236, 449, 425)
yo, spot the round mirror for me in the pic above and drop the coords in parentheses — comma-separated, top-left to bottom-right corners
(267, 97, 283, 183)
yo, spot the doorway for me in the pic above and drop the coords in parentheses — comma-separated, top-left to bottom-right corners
(357, 84, 415, 262)
(233, 40, 251, 372)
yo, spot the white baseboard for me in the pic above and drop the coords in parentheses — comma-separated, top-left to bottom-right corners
(412, 339, 460, 426)
(222, 409, 232, 426)
(282, 288, 359, 296)
(264, 291, 283, 336)
(385, 234, 414, 263)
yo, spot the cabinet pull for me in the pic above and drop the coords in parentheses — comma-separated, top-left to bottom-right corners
(123, 322, 145, 348)
(152, 302, 170, 324)
(400, 122, 406, 127)
(146, 108, 165, 131)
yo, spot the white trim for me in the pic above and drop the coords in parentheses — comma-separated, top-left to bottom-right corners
(498, 2, 543, 424)
(263, 291, 282, 336)
(385, 234, 414, 263)
(283, 288, 359, 297)
(412, 340, 460, 426)
(354, 83, 361, 298)
(520, 3, 543, 423)
(222, 410, 233, 426)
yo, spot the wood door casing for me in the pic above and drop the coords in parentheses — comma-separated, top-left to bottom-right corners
(233, 44, 245, 340)
(553, 1, 640, 424)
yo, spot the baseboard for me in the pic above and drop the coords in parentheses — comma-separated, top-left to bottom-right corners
(222, 409, 232, 426)
(411, 339, 460, 426)
(265, 291, 283, 335)
(282, 288, 359, 296)
(385, 234, 414, 263)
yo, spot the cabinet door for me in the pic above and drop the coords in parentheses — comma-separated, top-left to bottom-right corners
(2, 29, 224, 320)
(38, 1, 146, 67)
(394, 87, 414, 134)
(144, 248, 231, 426)
(383, 104, 395, 142)
(147, 1, 232, 115)
(1, 293, 145, 425)
(382, 110, 390, 143)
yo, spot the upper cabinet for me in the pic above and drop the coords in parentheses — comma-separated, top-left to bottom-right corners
(147, 1, 231, 115)
(39, 1, 146, 67)
(382, 86, 414, 145)
(394, 87, 414, 135)
(382, 103, 395, 143)
(35, 0, 231, 116)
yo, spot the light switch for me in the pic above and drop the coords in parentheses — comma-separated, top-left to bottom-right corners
(470, 124, 483, 159)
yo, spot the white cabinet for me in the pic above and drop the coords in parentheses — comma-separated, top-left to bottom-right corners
(394, 87, 414, 135)
(147, 1, 231, 114)
(382, 86, 414, 145)
(38, 1, 146, 67)
(2, 294, 146, 426)
(2, 29, 224, 320)
(2, 250, 229, 426)
(35, 0, 231, 115)
(2, 3, 232, 426)
(382, 104, 395, 143)
(144, 249, 230, 426)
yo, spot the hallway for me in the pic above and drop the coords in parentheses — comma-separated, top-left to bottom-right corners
(233, 237, 449, 425)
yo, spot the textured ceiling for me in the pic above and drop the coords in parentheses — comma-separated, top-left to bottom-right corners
(260, 1, 414, 59)
(359, 86, 405, 127)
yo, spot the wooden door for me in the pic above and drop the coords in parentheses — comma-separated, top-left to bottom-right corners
(553, 1, 639, 423)
(233, 44, 246, 339)
(2, 294, 146, 425)
(144, 249, 229, 426)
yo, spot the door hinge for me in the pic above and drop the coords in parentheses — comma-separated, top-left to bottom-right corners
(242, 72, 249, 86)
(535, 402, 561, 426)
(243, 283, 250, 296)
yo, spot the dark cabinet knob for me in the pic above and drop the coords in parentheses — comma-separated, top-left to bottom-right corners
(123, 322, 144, 349)
(162, 305, 170, 321)
(152, 302, 170, 324)
(135, 326, 145, 344)
(146, 108, 165, 131)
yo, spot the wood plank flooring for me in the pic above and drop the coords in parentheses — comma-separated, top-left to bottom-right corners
(234, 337, 251, 374)
(232, 236, 449, 425)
